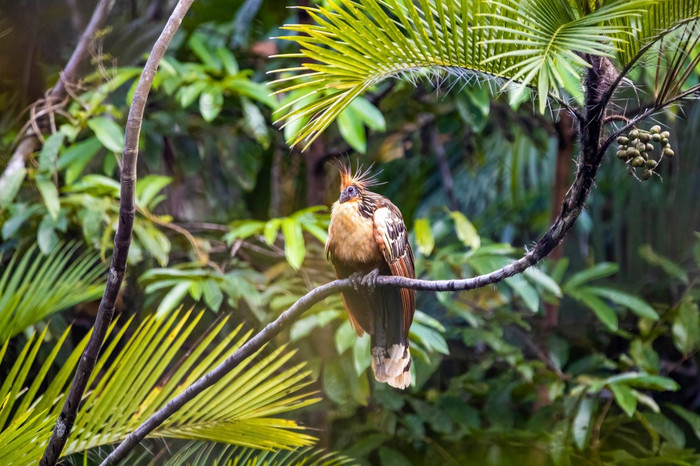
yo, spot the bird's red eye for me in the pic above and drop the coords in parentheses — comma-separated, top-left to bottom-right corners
(347, 186, 356, 195)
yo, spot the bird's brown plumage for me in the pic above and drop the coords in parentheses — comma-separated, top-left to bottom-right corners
(325, 162, 415, 389)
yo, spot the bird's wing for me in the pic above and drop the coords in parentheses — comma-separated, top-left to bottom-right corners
(373, 204, 416, 337)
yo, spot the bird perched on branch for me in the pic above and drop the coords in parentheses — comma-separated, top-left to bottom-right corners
(325, 162, 415, 389)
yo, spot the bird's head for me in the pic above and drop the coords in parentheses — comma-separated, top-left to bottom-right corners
(334, 160, 383, 204)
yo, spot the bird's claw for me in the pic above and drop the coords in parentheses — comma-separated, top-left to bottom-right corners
(349, 272, 364, 292)
(348, 269, 380, 292)
(361, 268, 380, 291)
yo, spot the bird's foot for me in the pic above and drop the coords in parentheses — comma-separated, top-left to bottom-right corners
(349, 272, 364, 292)
(361, 268, 381, 292)
(348, 269, 380, 292)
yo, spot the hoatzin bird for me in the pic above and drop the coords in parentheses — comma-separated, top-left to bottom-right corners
(325, 163, 416, 389)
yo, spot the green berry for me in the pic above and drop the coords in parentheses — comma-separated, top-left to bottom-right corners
(663, 148, 675, 157)
(650, 125, 661, 134)
(645, 159, 658, 169)
(646, 143, 654, 152)
(631, 156, 645, 167)
(617, 150, 628, 159)
(628, 148, 641, 158)
(640, 132, 650, 143)
(641, 169, 652, 180)
(661, 131, 670, 139)
(661, 137, 669, 145)
(617, 136, 629, 145)
(651, 133, 661, 142)
(630, 129, 639, 138)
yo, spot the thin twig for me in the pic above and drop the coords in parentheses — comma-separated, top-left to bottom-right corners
(0, 0, 117, 197)
(39, 1, 194, 464)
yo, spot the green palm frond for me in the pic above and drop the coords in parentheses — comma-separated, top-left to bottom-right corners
(611, 0, 700, 66)
(0, 311, 319, 464)
(0, 242, 105, 342)
(271, 0, 645, 149)
(160, 442, 355, 466)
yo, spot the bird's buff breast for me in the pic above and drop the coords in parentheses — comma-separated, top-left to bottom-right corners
(328, 201, 383, 265)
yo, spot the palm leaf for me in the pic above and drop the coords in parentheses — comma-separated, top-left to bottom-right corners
(160, 443, 355, 466)
(271, 0, 646, 148)
(0, 311, 320, 464)
(611, 0, 700, 66)
(0, 242, 105, 342)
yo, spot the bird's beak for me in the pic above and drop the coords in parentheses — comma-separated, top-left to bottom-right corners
(339, 190, 351, 203)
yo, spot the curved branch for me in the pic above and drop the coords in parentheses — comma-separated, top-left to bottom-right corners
(101, 58, 609, 465)
(0, 0, 116, 196)
(39, 1, 195, 464)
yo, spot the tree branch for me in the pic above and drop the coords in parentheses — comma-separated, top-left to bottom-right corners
(0, 0, 116, 197)
(100, 55, 611, 466)
(39, 1, 195, 464)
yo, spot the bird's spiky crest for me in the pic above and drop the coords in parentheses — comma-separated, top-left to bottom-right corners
(331, 159, 384, 191)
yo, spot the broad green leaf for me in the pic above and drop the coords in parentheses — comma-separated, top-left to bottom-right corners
(548, 334, 569, 372)
(523, 267, 562, 297)
(378, 447, 411, 466)
(609, 383, 637, 417)
(2, 204, 40, 240)
(600, 373, 679, 392)
(290, 310, 341, 342)
(216, 47, 239, 75)
(136, 175, 173, 209)
(668, 404, 700, 441)
(189, 32, 221, 71)
(202, 279, 224, 312)
(578, 290, 618, 331)
(199, 86, 224, 122)
(337, 105, 366, 153)
(505, 275, 539, 313)
(449, 211, 480, 250)
(155, 281, 191, 317)
(37, 215, 58, 255)
(564, 262, 619, 291)
(414, 218, 434, 256)
(410, 323, 449, 355)
(225, 220, 266, 243)
(573, 396, 595, 450)
(178, 80, 208, 108)
(35, 175, 60, 221)
(349, 97, 386, 131)
(87, 116, 124, 153)
(587, 287, 659, 321)
(264, 218, 281, 245)
(241, 97, 270, 148)
(644, 413, 685, 448)
(353, 334, 371, 375)
(281, 218, 305, 269)
(672, 300, 700, 355)
(639, 244, 689, 283)
(335, 321, 357, 355)
(58, 137, 102, 184)
(224, 78, 277, 108)
(38, 132, 65, 174)
(0, 167, 26, 209)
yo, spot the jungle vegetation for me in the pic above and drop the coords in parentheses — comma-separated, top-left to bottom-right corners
(0, 0, 700, 465)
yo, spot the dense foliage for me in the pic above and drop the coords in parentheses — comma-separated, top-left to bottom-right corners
(0, 0, 699, 464)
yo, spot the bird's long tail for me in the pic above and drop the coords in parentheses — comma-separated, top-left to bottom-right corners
(371, 342, 411, 389)
(369, 281, 412, 389)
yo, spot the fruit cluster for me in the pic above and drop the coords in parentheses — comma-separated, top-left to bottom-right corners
(616, 125, 674, 181)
